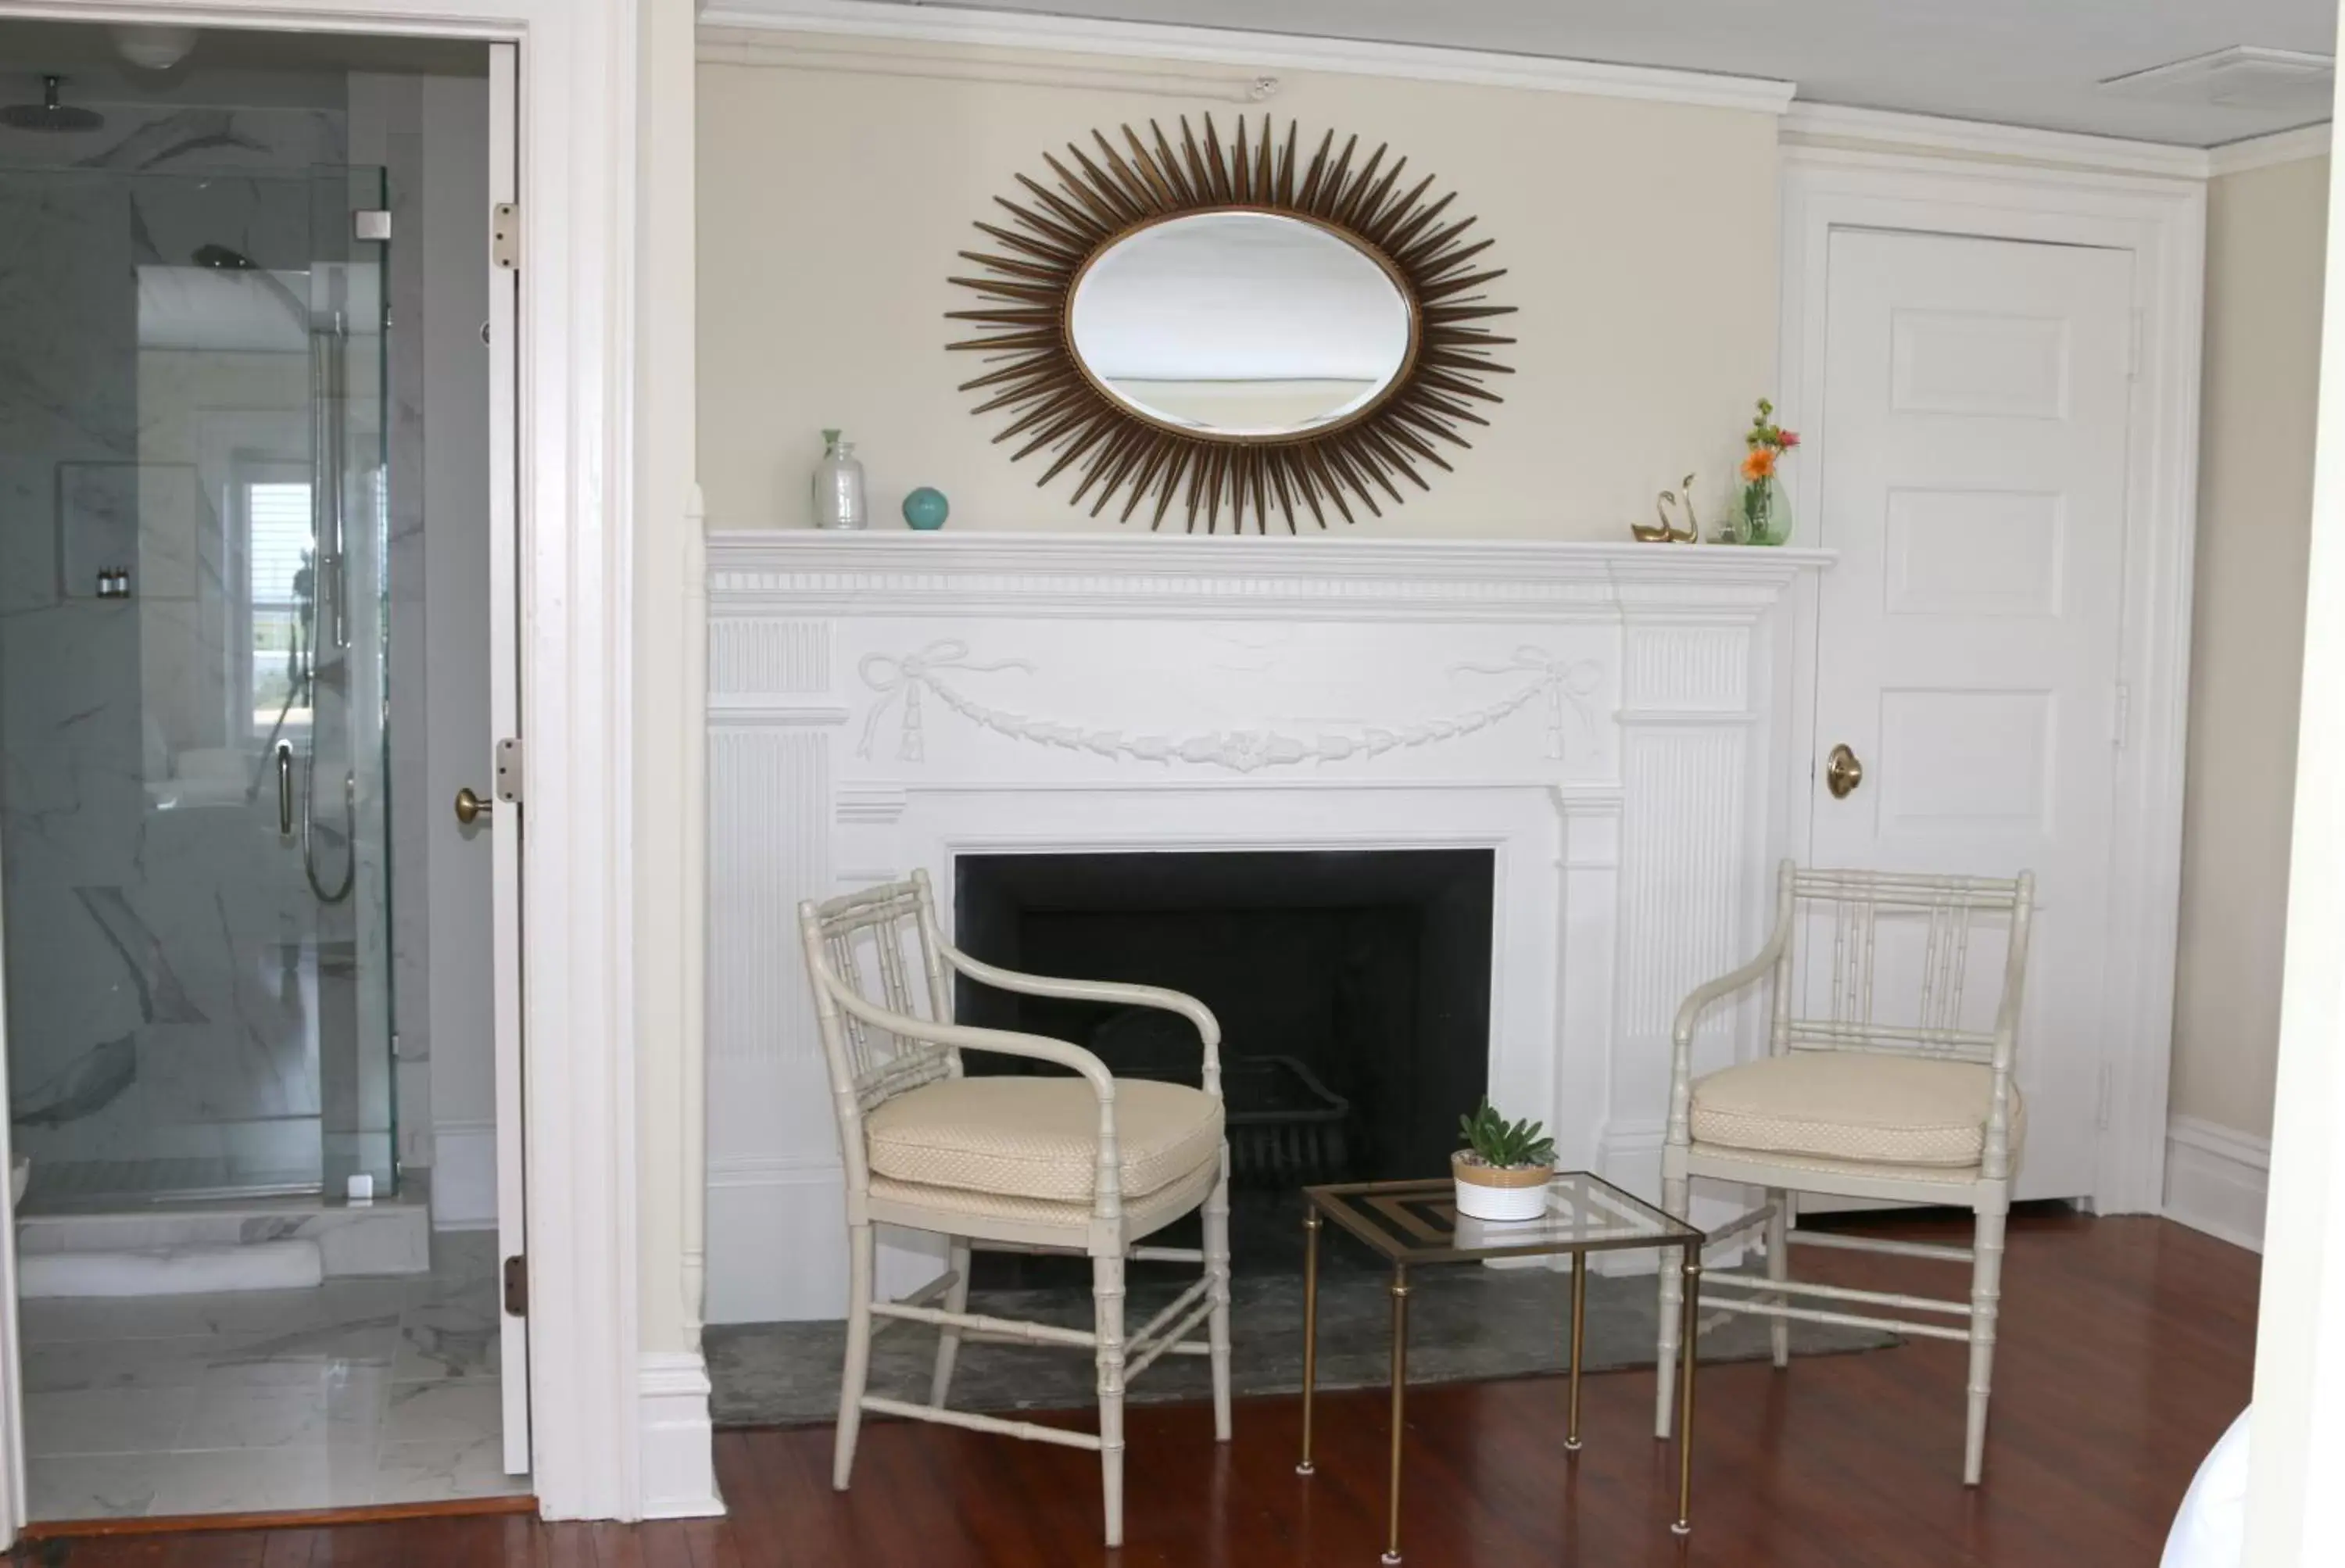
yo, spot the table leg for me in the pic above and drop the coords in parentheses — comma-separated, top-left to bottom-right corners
(1673, 1243, 1700, 1538)
(1565, 1251, 1586, 1453)
(1384, 1265, 1411, 1565)
(1298, 1209, 1321, 1477)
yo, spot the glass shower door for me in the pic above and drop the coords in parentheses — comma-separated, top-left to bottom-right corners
(0, 163, 396, 1208)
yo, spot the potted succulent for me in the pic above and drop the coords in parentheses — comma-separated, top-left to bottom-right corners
(1452, 1097, 1558, 1222)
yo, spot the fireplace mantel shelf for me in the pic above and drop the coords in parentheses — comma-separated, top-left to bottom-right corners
(708, 531, 1834, 621)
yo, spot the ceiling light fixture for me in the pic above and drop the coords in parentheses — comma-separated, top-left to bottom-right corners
(110, 24, 200, 72)
(2100, 45, 2334, 113)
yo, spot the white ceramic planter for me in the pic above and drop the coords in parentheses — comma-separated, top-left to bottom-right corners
(1452, 1152, 1554, 1222)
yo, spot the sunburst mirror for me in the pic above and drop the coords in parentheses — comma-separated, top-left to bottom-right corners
(949, 114, 1515, 534)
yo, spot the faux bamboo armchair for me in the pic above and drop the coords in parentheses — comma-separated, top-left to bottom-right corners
(1657, 861, 2034, 1485)
(797, 870, 1233, 1548)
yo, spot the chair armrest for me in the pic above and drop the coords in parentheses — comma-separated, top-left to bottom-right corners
(935, 937, 1225, 1097)
(823, 979, 1115, 1097)
(1664, 913, 1792, 1148)
(1671, 936, 1787, 1048)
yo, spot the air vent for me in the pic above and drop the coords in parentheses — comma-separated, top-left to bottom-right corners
(2100, 46, 2334, 113)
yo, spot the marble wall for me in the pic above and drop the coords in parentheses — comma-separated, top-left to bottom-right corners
(0, 100, 398, 1202)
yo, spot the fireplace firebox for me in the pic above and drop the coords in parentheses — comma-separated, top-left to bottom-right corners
(953, 849, 1495, 1281)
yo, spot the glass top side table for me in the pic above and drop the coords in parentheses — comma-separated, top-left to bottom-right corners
(1298, 1173, 1766, 1564)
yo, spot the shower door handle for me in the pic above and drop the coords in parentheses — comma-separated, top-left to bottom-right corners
(453, 786, 492, 828)
(276, 743, 295, 841)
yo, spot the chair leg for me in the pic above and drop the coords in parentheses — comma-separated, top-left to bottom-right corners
(1203, 1147, 1234, 1443)
(1765, 1188, 1791, 1370)
(929, 1236, 972, 1408)
(1964, 1198, 2008, 1486)
(1094, 1251, 1128, 1548)
(1654, 1169, 1689, 1439)
(835, 1221, 875, 1491)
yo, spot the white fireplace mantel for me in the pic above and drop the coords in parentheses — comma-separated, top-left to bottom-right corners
(708, 531, 1833, 619)
(703, 531, 1831, 1322)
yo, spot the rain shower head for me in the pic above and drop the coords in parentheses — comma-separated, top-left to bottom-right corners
(0, 77, 105, 134)
(191, 242, 310, 328)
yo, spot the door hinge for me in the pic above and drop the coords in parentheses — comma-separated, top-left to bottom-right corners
(353, 208, 392, 242)
(503, 1254, 528, 1317)
(492, 202, 520, 270)
(2112, 682, 2132, 750)
(2095, 1063, 2114, 1133)
(495, 736, 524, 806)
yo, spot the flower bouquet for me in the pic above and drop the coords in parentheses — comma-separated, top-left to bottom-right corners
(1732, 399, 1799, 546)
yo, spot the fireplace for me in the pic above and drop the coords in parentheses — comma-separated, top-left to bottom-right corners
(702, 532, 1820, 1322)
(954, 849, 1494, 1283)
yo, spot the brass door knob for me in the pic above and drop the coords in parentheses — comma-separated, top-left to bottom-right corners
(1825, 743, 1864, 800)
(453, 786, 492, 826)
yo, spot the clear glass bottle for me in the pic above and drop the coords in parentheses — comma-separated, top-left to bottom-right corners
(811, 428, 868, 531)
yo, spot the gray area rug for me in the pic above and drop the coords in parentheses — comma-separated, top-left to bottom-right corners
(707, 1263, 1897, 1428)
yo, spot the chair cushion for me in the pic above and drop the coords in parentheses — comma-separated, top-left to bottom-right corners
(1689, 1052, 2022, 1168)
(867, 1157, 1220, 1241)
(865, 1076, 1223, 1204)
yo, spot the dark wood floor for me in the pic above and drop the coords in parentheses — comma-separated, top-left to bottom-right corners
(28, 1212, 2255, 1567)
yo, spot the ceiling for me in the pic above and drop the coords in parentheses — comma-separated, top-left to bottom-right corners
(884, 0, 2338, 148)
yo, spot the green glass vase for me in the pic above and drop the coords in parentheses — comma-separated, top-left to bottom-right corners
(1733, 474, 1792, 546)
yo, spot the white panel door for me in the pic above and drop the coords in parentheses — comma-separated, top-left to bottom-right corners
(485, 41, 530, 1477)
(1809, 228, 2134, 1201)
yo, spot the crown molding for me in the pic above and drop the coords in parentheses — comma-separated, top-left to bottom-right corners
(2207, 122, 2332, 176)
(694, 0, 1796, 115)
(1781, 101, 2211, 180)
(699, 32, 1282, 102)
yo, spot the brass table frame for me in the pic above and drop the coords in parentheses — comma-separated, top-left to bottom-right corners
(1296, 1175, 1752, 1563)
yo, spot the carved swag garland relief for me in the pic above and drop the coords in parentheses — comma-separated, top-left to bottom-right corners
(856, 640, 1600, 774)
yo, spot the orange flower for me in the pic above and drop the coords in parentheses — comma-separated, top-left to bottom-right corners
(1741, 447, 1778, 482)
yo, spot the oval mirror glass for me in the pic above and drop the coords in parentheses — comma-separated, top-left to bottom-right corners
(1068, 212, 1413, 439)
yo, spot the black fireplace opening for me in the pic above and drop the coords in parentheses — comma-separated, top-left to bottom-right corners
(953, 849, 1494, 1284)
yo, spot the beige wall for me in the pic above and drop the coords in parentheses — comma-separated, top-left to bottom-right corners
(696, 45, 1781, 538)
(639, 0, 702, 1359)
(2172, 153, 2329, 1140)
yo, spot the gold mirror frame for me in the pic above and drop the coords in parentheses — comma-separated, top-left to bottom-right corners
(950, 113, 1516, 535)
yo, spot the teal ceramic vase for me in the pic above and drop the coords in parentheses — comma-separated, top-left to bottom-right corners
(902, 486, 950, 531)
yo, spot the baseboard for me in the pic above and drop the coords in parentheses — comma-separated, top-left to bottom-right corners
(431, 1120, 499, 1231)
(707, 1155, 847, 1322)
(2163, 1116, 2268, 1253)
(639, 1351, 724, 1520)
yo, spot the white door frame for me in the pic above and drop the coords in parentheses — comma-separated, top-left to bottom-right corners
(0, 0, 646, 1532)
(1775, 145, 2207, 1217)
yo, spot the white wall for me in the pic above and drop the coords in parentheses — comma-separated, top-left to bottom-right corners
(2171, 152, 2328, 1149)
(696, 39, 1781, 539)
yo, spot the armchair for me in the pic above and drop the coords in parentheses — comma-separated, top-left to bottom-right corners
(1656, 860, 2034, 1484)
(797, 870, 1233, 1548)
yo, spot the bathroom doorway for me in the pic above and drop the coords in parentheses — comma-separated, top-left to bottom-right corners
(0, 23, 527, 1522)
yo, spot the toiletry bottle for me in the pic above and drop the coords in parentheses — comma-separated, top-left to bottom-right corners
(811, 428, 868, 531)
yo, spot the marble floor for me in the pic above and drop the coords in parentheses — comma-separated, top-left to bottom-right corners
(18, 1232, 525, 1520)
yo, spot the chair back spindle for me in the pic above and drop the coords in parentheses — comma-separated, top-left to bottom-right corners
(800, 879, 960, 1145)
(1784, 867, 2033, 1071)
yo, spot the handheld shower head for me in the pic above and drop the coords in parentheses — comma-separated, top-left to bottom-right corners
(0, 77, 105, 135)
